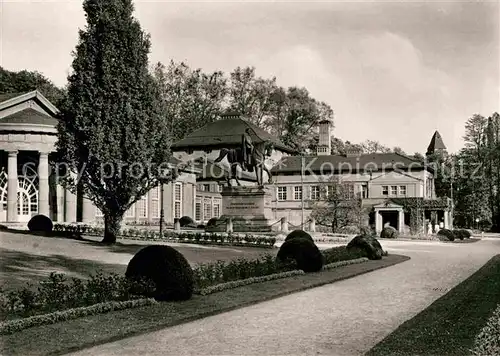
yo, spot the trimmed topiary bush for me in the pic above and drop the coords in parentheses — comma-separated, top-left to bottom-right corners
(380, 226, 399, 239)
(347, 235, 385, 260)
(284, 229, 314, 243)
(437, 229, 455, 241)
(453, 229, 471, 240)
(125, 245, 194, 301)
(360, 226, 375, 237)
(277, 237, 323, 272)
(207, 217, 218, 228)
(27, 214, 53, 232)
(179, 216, 194, 227)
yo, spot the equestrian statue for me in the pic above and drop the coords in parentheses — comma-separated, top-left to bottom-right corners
(214, 128, 274, 187)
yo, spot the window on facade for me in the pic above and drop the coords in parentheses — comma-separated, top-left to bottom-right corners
(213, 198, 221, 218)
(277, 186, 287, 201)
(382, 186, 389, 196)
(198, 184, 205, 192)
(204, 184, 210, 192)
(150, 186, 160, 218)
(138, 193, 148, 218)
(347, 184, 355, 199)
(174, 183, 182, 219)
(399, 185, 407, 196)
(310, 186, 320, 200)
(294, 186, 302, 200)
(195, 197, 202, 221)
(391, 186, 398, 196)
(204, 197, 212, 220)
(125, 202, 135, 218)
(218, 184, 224, 192)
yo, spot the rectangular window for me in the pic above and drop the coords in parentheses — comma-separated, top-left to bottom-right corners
(294, 186, 302, 200)
(204, 197, 212, 220)
(218, 184, 224, 192)
(138, 193, 148, 218)
(399, 185, 407, 196)
(151, 186, 160, 218)
(347, 185, 355, 199)
(204, 184, 210, 192)
(310, 186, 320, 200)
(174, 183, 182, 219)
(125, 202, 135, 218)
(213, 198, 221, 218)
(391, 186, 398, 196)
(382, 186, 389, 196)
(277, 186, 287, 201)
(195, 197, 202, 221)
(198, 184, 205, 192)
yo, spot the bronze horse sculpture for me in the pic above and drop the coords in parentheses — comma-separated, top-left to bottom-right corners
(214, 140, 274, 187)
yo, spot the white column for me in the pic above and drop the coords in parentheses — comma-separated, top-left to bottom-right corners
(398, 210, 405, 233)
(64, 172, 77, 223)
(56, 183, 64, 222)
(444, 210, 449, 229)
(309, 218, 316, 232)
(375, 210, 383, 233)
(147, 188, 153, 224)
(7, 150, 18, 222)
(37, 151, 50, 217)
(82, 196, 95, 223)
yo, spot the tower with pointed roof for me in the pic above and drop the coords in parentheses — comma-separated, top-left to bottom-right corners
(426, 130, 447, 157)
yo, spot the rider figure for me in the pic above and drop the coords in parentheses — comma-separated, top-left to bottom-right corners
(242, 128, 254, 171)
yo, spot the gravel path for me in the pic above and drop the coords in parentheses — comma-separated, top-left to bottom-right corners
(68, 237, 500, 356)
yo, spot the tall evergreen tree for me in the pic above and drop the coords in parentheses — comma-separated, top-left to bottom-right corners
(57, 0, 175, 243)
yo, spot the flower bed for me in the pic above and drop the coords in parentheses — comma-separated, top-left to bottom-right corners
(52, 223, 276, 248)
(0, 298, 157, 335)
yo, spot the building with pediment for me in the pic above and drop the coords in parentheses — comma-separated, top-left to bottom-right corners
(0, 91, 222, 226)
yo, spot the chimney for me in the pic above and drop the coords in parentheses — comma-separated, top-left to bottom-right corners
(316, 119, 332, 156)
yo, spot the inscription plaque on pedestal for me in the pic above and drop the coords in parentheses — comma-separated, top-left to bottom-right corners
(207, 186, 274, 232)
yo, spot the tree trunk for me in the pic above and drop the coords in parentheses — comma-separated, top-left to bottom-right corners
(102, 212, 123, 244)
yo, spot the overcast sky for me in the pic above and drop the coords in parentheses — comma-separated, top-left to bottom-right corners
(1, 0, 498, 154)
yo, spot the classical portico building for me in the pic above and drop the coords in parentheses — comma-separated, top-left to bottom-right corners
(0, 91, 199, 226)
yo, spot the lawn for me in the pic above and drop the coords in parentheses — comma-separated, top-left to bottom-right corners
(0, 230, 276, 291)
(366, 254, 500, 356)
(0, 254, 409, 356)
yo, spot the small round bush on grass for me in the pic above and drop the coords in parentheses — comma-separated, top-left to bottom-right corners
(360, 226, 375, 237)
(207, 218, 218, 227)
(125, 245, 194, 301)
(277, 237, 323, 273)
(179, 216, 195, 227)
(347, 235, 385, 260)
(437, 229, 455, 241)
(380, 226, 399, 239)
(284, 230, 314, 243)
(27, 214, 53, 232)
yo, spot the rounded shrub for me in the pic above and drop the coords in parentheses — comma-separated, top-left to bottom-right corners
(437, 229, 455, 241)
(360, 226, 375, 237)
(27, 214, 53, 232)
(207, 217, 218, 228)
(277, 237, 323, 273)
(460, 229, 472, 238)
(452, 229, 465, 240)
(179, 216, 195, 227)
(284, 230, 314, 243)
(380, 226, 399, 239)
(347, 235, 384, 260)
(125, 245, 194, 301)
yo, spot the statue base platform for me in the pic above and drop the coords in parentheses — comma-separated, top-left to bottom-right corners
(207, 186, 274, 233)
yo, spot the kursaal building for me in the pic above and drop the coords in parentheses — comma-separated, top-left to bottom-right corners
(0, 91, 452, 234)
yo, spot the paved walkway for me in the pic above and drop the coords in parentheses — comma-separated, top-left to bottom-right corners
(69, 237, 500, 356)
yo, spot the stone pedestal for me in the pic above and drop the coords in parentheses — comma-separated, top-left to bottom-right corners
(207, 186, 274, 232)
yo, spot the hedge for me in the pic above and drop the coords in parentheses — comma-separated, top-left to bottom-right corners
(51, 223, 276, 248)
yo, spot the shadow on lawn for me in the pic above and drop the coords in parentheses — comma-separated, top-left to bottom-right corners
(0, 248, 126, 291)
(73, 238, 276, 265)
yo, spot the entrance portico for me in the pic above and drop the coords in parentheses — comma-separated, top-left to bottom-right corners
(373, 202, 405, 233)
